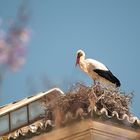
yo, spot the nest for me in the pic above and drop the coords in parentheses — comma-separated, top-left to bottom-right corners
(43, 83, 134, 124)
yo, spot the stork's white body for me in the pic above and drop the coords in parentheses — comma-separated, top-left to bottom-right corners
(79, 58, 110, 85)
(76, 50, 121, 87)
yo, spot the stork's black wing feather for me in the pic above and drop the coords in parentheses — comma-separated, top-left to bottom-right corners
(93, 69, 121, 87)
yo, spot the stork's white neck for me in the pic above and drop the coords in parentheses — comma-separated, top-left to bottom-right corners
(80, 55, 85, 61)
(79, 56, 88, 73)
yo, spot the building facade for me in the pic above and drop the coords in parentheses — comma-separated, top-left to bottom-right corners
(0, 88, 139, 140)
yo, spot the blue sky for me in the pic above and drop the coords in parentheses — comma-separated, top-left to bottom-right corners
(0, 0, 140, 117)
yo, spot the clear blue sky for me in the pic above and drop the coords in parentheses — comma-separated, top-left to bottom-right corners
(0, 0, 140, 117)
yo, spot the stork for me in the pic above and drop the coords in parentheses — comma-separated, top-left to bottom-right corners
(75, 50, 121, 87)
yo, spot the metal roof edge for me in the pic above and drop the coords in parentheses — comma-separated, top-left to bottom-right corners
(0, 88, 64, 116)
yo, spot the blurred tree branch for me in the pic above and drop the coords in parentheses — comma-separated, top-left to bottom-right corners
(0, 0, 31, 93)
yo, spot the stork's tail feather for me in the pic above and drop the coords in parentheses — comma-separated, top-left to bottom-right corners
(115, 79, 121, 87)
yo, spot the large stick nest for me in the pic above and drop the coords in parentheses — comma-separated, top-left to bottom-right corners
(43, 83, 134, 122)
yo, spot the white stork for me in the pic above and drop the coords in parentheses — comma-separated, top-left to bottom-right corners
(75, 50, 121, 87)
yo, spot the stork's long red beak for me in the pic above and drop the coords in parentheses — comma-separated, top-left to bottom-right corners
(75, 57, 80, 66)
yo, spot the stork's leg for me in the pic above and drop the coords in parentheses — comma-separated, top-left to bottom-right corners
(94, 80, 100, 86)
(94, 81, 102, 94)
(97, 81, 100, 85)
(94, 80, 96, 86)
(94, 80, 99, 87)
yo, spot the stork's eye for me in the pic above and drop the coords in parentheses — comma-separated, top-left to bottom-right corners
(77, 52, 83, 57)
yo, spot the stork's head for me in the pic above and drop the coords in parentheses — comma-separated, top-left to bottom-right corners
(75, 50, 85, 66)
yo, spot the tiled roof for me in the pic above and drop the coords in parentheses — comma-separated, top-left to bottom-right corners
(0, 88, 64, 138)
(0, 87, 140, 139)
(1, 107, 140, 140)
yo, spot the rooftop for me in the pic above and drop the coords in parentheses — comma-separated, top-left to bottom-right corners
(0, 84, 140, 139)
